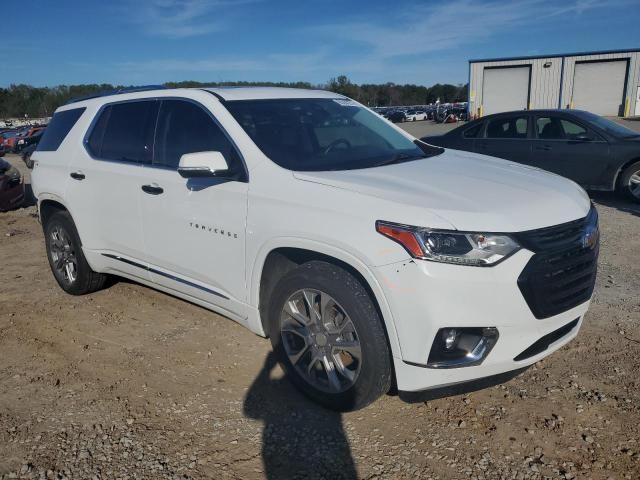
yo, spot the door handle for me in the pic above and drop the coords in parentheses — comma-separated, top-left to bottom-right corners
(534, 145, 552, 151)
(70, 171, 85, 180)
(141, 183, 164, 195)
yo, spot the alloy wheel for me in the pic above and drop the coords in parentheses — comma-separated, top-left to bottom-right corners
(49, 226, 78, 284)
(280, 288, 362, 393)
(628, 169, 640, 200)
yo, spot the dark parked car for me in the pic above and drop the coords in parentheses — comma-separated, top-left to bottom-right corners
(14, 127, 45, 153)
(0, 158, 25, 211)
(423, 109, 640, 202)
(21, 143, 37, 168)
(17, 128, 45, 166)
(385, 110, 406, 123)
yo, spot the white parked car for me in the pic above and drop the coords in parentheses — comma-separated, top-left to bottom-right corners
(31, 87, 599, 411)
(405, 110, 428, 121)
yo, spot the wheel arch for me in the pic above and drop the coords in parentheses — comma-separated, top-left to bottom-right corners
(612, 156, 640, 190)
(251, 239, 403, 361)
(39, 196, 70, 227)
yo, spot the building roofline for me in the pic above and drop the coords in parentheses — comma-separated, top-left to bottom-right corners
(469, 48, 640, 64)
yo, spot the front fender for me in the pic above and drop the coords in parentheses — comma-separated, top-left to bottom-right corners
(249, 236, 404, 360)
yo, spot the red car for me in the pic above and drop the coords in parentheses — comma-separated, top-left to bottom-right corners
(0, 158, 24, 211)
(14, 127, 46, 153)
(1, 130, 20, 152)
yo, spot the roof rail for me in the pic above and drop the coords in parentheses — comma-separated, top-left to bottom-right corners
(64, 85, 168, 105)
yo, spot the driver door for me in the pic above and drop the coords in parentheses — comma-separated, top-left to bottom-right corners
(530, 114, 610, 186)
(139, 98, 249, 313)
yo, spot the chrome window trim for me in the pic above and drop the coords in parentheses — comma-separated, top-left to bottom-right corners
(82, 96, 249, 182)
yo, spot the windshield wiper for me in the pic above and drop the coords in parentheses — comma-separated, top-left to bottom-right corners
(375, 153, 426, 168)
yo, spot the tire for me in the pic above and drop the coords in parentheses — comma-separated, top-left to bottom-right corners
(43, 210, 107, 295)
(268, 261, 392, 411)
(617, 161, 640, 203)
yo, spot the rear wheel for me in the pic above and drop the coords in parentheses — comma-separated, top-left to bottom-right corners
(44, 210, 107, 295)
(269, 261, 392, 411)
(618, 161, 640, 203)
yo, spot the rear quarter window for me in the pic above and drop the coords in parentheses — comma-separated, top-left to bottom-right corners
(36, 108, 86, 151)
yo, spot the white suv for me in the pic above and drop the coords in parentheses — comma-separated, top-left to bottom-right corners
(31, 86, 599, 411)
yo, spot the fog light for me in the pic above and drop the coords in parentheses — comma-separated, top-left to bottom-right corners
(427, 327, 499, 369)
(443, 328, 458, 350)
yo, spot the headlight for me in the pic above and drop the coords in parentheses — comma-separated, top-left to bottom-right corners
(376, 221, 520, 266)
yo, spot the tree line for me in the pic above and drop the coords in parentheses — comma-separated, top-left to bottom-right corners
(0, 76, 468, 118)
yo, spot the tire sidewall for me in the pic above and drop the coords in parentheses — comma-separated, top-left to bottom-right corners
(268, 262, 392, 411)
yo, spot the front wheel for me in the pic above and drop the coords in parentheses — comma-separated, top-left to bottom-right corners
(618, 161, 640, 203)
(269, 261, 392, 411)
(44, 210, 107, 295)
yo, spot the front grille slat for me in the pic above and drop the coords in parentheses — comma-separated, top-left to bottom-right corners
(515, 208, 599, 319)
(552, 271, 596, 293)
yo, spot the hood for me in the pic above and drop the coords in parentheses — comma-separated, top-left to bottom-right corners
(293, 149, 591, 232)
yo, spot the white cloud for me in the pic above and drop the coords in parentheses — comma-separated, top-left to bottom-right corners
(126, 0, 259, 38)
(89, 0, 633, 85)
(309, 0, 625, 58)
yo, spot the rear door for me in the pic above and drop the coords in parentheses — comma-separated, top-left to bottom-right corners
(65, 100, 158, 279)
(476, 114, 532, 165)
(530, 114, 610, 187)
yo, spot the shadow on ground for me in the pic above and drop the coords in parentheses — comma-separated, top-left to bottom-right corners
(244, 352, 358, 480)
(398, 367, 529, 403)
(590, 192, 640, 218)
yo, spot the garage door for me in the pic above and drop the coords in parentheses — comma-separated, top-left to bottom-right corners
(482, 66, 530, 115)
(572, 61, 627, 116)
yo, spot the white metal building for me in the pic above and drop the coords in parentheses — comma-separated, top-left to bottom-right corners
(468, 49, 640, 118)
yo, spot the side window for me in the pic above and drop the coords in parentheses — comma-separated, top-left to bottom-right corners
(536, 117, 564, 139)
(154, 100, 240, 171)
(560, 119, 588, 139)
(462, 122, 483, 138)
(537, 116, 591, 140)
(36, 107, 85, 151)
(86, 101, 159, 164)
(486, 116, 528, 139)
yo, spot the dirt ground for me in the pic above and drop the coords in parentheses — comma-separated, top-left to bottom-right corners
(1, 135, 640, 479)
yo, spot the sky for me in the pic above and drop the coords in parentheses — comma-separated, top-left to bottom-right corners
(2, 0, 639, 88)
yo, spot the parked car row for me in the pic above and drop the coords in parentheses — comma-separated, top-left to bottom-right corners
(372, 103, 469, 124)
(0, 124, 46, 154)
(423, 109, 640, 202)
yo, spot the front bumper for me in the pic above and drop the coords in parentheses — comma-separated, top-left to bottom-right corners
(374, 249, 590, 392)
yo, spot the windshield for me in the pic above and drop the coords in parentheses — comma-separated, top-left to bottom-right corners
(225, 98, 442, 171)
(573, 111, 639, 138)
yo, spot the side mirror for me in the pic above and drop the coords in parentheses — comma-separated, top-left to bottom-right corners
(177, 151, 229, 178)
